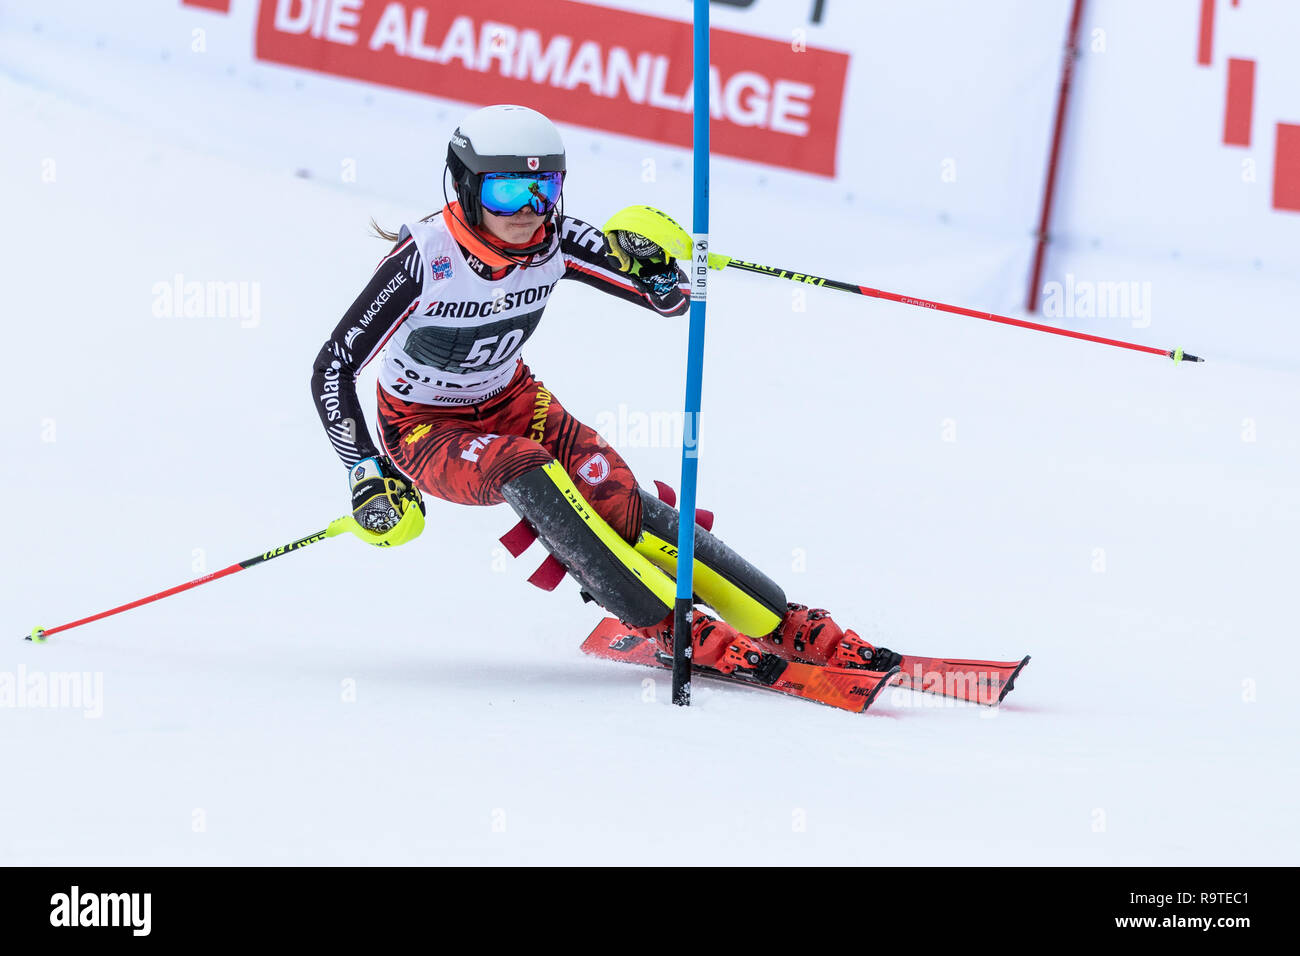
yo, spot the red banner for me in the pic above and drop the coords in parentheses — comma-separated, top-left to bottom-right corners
(254, 0, 848, 176)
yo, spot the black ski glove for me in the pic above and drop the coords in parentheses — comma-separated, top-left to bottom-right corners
(604, 230, 682, 297)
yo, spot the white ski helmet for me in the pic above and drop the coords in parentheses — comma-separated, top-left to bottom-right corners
(446, 104, 566, 227)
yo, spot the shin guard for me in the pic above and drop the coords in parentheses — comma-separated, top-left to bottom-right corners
(502, 462, 675, 627)
(634, 490, 786, 637)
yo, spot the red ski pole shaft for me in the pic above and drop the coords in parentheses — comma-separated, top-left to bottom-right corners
(712, 256, 1204, 364)
(25, 518, 351, 642)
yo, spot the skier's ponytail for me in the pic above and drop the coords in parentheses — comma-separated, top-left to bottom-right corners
(368, 218, 402, 242)
(369, 211, 440, 243)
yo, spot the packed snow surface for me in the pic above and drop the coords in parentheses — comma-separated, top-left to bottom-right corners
(1, 30, 1296, 865)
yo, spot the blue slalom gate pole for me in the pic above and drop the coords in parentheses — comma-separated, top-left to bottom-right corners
(672, 0, 710, 706)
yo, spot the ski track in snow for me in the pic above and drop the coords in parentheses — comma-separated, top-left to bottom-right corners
(1, 59, 1297, 865)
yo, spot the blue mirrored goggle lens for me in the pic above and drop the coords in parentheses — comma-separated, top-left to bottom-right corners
(480, 172, 563, 216)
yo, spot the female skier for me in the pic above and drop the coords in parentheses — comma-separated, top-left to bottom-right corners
(310, 104, 900, 679)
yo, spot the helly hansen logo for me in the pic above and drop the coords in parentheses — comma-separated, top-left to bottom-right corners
(50, 886, 151, 936)
(460, 434, 500, 463)
(561, 219, 605, 255)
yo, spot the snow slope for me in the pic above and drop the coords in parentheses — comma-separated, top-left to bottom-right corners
(1, 52, 1297, 864)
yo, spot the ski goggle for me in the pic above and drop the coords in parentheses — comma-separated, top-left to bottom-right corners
(480, 171, 564, 216)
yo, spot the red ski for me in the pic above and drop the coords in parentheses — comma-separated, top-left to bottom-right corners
(581, 617, 897, 713)
(891, 653, 1031, 705)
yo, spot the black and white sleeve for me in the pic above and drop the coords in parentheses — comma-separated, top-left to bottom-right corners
(310, 236, 423, 467)
(557, 215, 690, 317)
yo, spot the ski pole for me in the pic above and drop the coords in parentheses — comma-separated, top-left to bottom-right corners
(24, 516, 355, 643)
(708, 254, 1204, 364)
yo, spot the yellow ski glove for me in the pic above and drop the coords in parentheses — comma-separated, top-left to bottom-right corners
(344, 456, 425, 547)
(603, 205, 693, 296)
